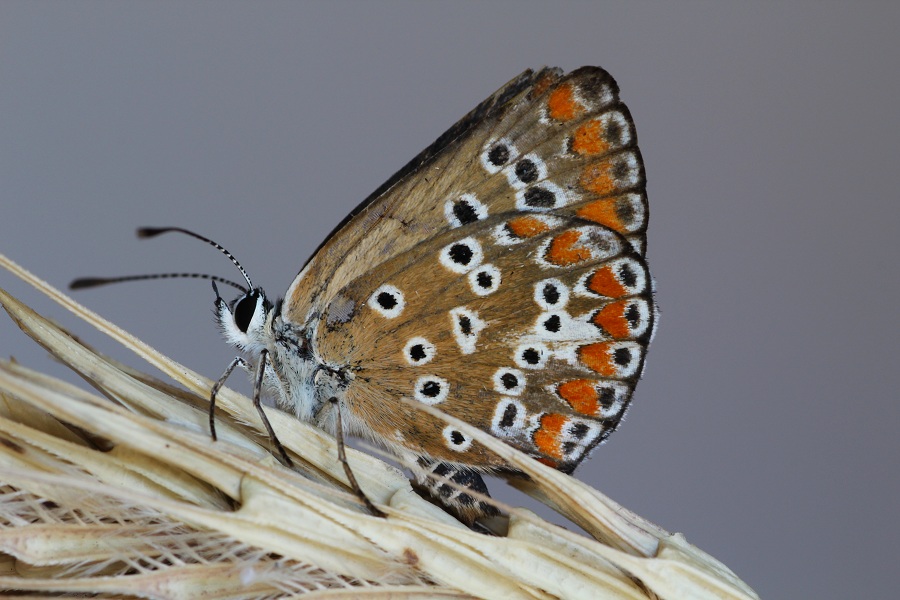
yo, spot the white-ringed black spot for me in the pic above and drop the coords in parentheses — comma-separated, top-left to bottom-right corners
(442, 425, 472, 451)
(493, 367, 525, 395)
(368, 284, 405, 318)
(440, 237, 483, 274)
(482, 138, 518, 175)
(458, 315, 472, 335)
(516, 181, 569, 213)
(414, 375, 449, 405)
(613, 347, 632, 366)
(449, 307, 485, 355)
(515, 343, 549, 369)
(523, 186, 556, 208)
(488, 144, 510, 166)
(618, 262, 638, 287)
(515, 159, 539, 183)
(491, 398, 525, 435)
(444, 194, 486, 228)
(403, 337, 435, 365)
(598, 386, 618, 408)
(596, 343, 641, 378)
(501, 372, 518, 389)
(534, 278, 569, 311)
(376, 291, 397, 310)
(421, 381, 441, 397)
(468, 264, 501, 297)
(449, 243, 473, 266)
(453, 200, 478, 225)
(543, 315, 562, 333)
(625, 303, 641, 328)
(499, 404, 517, 428)
(570, 422, 589, 440)
(543, 283, 560, 305)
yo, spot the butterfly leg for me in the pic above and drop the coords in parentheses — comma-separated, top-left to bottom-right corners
(209, 356, 251, 441)
(329, 397, 387, 518)
(250, 349, 293, 466)
(416, 459, 500, 526)
(209, 350, 294, 467)
(209, 352, 292, 465)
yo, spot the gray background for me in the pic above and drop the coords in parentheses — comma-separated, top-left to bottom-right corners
(2, 3, 898, 598)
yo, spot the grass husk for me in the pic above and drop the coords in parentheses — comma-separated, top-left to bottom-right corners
(0, 253, 759, 599)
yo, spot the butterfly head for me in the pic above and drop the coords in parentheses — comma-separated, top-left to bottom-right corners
(70, 226, 283, 360)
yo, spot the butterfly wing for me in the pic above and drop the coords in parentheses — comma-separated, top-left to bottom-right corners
(290, 67, 652, 472)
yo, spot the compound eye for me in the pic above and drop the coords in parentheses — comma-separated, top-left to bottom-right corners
(233, 291, 260, 333)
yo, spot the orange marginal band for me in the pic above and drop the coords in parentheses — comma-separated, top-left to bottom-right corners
(546, 230, 591, 266)
(576, 198, 624, 232)
(588, 266, 627, 298)
(534, 413, 567, 459)
(579, 161, 615, 195)
(578, 343, 615, 376)
(547, 83, 583, 121)
(558, 380, 600, 416)
(592, 300, 631, 338)
(572, 119, 610, 156)
(507, 216, 550, 239)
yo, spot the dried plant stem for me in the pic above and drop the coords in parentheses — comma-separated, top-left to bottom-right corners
(0, 253, 758, 600)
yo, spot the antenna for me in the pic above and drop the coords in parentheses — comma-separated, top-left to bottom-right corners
(69, 226, 254, 293)
(70, 272, 248, 293)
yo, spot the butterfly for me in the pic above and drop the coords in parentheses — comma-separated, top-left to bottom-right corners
(75, 67, 654, 525)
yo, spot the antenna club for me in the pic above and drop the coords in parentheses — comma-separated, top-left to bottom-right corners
(69, 277, 110, 290)
(137, 227, 168, 238)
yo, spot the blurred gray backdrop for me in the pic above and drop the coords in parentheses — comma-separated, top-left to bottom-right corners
(2, 3, 898, 598)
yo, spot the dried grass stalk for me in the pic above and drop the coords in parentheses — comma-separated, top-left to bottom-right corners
(0, 253, 759, 599)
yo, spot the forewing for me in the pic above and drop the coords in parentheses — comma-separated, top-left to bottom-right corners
(284, 68, 555, 320)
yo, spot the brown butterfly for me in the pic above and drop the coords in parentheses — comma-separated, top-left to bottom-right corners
(76, 67, 654, 525)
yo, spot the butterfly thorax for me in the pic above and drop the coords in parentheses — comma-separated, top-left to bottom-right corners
(216, 287, 352, 430)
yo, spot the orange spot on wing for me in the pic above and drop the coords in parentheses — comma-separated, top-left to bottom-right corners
(534, 413, 567, 460)
(578, 343, 615, 376)
(592, 300, 631, 338)
(558, 380, 600, 416)
(576, 199, 624, 232)
(547, 83, 583, 121)
(572, 119, 610, 156)
(507, 216, 550, 239)
(587, 266, 627, 297)
(546, 230, 592, 266)
(579, 162, 615, 195)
